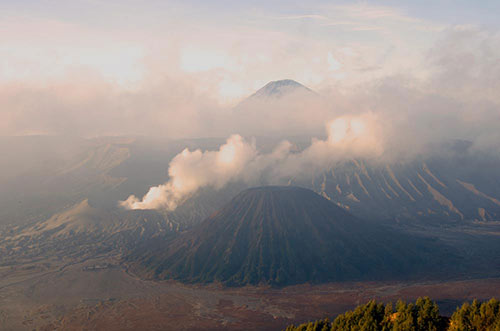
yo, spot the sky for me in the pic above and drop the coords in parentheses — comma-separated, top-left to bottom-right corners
(2, 1, 498, 98)
(1, 0, 499, 137)
(2, 0, 500, 209)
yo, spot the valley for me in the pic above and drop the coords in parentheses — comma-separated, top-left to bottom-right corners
(2, 253, 500, 330)
(1, 80, 500, 330)
(3, 2, 500, 329)
(1, 217, 500, 330)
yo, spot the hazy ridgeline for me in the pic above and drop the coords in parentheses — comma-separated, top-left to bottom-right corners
(1, 1, 500, 330)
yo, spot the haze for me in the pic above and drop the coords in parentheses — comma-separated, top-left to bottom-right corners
(2, 2, 500, 330)
(1, 0, 499, 142)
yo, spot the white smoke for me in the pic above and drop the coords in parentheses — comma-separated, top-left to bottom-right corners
(120, 113, 382, 210)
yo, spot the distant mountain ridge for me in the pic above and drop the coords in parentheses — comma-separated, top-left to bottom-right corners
(0, 199, 175, 264)
(295, 154, 500, 224)
(126, 186, 454, 286)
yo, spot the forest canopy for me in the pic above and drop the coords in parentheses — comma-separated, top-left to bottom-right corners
(285, 298, 500, 331)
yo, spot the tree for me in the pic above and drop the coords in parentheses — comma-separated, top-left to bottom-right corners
(449, 298, 500, 331)
(285, 297, 500, 331)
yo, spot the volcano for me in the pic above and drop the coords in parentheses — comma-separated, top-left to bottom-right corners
(127, 186, 454, 286)
(248, 79, 315, 99)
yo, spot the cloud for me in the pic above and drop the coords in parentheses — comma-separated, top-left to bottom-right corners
(120, 113, 383, 210)
(0, 1, 444, 104)
(1, 4, 499, 199)
(127, 27, 500, 211)
(327, 53, 342, 71)
(349, 25, 384, 31)
(0, 71, 226, 137)
(328, 4, 419, 22)
(1, 27, 499, 156)
(267, 14, 327, 20)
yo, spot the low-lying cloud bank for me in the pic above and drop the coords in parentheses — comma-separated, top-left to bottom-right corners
(120, 113, 384, 210)
(122, 27, 500, 211)
(1, 28, 499, 145)
(2, 28, 500, 211)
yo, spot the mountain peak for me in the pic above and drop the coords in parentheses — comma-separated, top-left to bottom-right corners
(250, 79, 314, 99)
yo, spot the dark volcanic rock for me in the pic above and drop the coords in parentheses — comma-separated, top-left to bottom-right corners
(127, 186, 455, 286)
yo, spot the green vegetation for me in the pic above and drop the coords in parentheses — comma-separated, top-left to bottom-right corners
(285, 297, 500, 331)
(449, 298, 500, 330)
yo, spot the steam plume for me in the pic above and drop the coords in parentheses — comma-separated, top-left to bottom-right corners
(120, 113, 382, 210)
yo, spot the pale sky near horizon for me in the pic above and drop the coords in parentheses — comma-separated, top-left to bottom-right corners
(2, 0, 499, 103)
(1, 1, 500, 140)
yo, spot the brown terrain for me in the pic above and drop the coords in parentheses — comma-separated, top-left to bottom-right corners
(1, 250, 500, 331)
(1, 187, 499, 330)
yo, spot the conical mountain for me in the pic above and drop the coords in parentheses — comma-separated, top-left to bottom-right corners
(232, 79, 325, 136)
(127, 186, 454, 286)
(249, 79, 315, 99)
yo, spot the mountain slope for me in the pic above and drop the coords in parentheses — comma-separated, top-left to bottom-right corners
(127, 186, 454, 286)
(166, 141, 500, 227)
(233, 80, 326, 137)
(296, 153, 500, 224)
(0, 200, 176, 264)
(247, 79, 315, 99)
(0, 135, 132, 227)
